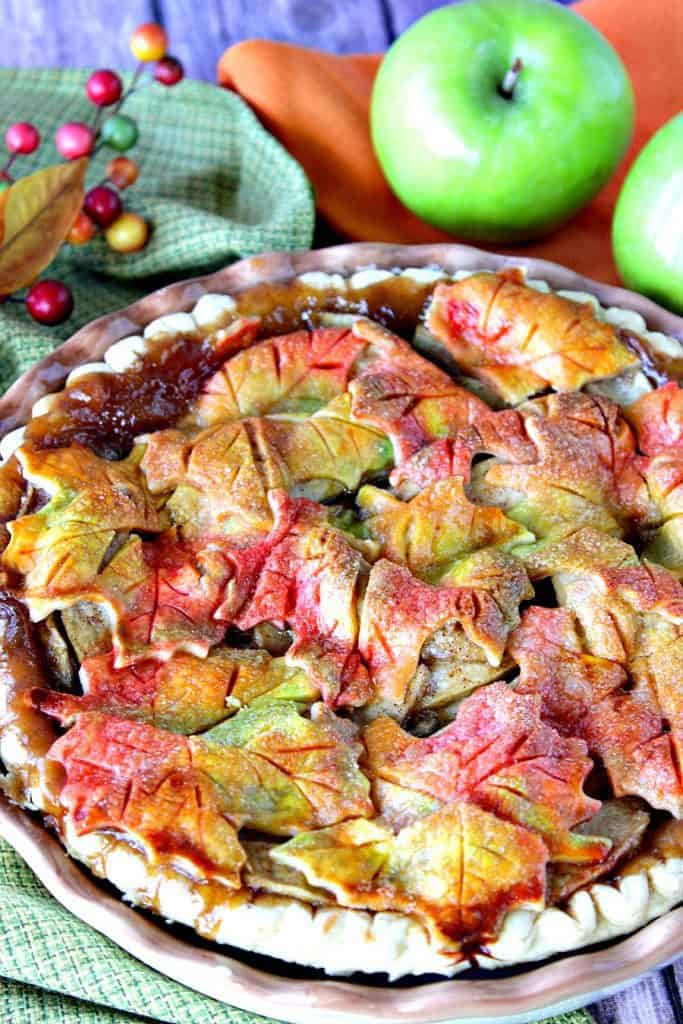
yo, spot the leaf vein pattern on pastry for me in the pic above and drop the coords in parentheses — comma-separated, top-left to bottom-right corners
(2, 272, 682, 962)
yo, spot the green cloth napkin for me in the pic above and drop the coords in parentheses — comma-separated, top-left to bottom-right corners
(0, 68, 591, 1024)
(0, 68, 314, 393)
(0, 839, 594, 1024)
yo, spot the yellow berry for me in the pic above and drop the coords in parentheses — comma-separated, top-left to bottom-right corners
(105, 212, 149, 253)
(130, 23, 168, 62)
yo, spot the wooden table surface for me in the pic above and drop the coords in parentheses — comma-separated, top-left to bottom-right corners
(1, 1, 681, 1022)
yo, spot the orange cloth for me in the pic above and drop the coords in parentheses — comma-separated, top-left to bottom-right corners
(218, 1, 683, 284)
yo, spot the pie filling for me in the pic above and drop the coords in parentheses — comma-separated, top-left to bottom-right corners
(1, 266, 683, 972)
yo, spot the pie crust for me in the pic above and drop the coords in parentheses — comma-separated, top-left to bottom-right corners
(2, 244, 683, 987)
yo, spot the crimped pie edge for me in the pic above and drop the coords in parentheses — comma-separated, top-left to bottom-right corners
(0, 260, 682, 978)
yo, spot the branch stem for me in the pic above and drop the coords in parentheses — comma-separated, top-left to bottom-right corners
(97, 61, 147, 141)
(1, 153, 17, 177)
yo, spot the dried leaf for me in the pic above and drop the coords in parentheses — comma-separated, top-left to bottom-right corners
(0, 187, 10, 245)
(0, 158, 88, 294)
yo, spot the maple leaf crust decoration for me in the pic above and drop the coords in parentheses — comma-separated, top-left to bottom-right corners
(273, 683, 609, 950)
(80, 529, 233, 666)
(32, 646, 318, 734)
(626, 383, 683, 575)
(139, 407, 394, 539)
(466, 392, 653, 551)
(425, 271, 638, 404)
(217, 488, 531, 715)
(140, 319, 490, 539)
(183, 326, 368, 426)
(2, 445, 169, 615)
(356, 475, 533, 577)
(358, 555, 532, 717)
(9, 276, 683, 962)
(46, 701, 373, 877)
(45, 490, 365, 703)
(511, 555, 683, 818)
(24, 482, 533, 713)
(363, 682, 610, 864)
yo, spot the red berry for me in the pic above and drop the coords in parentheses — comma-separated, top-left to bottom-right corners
(130, 23, 168, 62)
(86, 69, 123, 107)
(67, 210, 96, 245)
(83, 185, 122, 227)
(5, 122, 40, 155)
(55, 122, 94, 160)
(106, 156, 139, 190)
(26, 280, 74, 325)
(154, 55, 184, 86)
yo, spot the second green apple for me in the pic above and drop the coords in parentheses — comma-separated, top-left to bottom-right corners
(613, 114, 683, 315)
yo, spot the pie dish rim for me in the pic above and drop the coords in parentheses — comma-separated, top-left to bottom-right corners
(1, 240, 683, 1022)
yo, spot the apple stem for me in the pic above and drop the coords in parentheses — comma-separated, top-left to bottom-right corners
(499, 57, 523, 100)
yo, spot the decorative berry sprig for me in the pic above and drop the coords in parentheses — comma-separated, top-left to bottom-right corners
(0, 22, 184, 326)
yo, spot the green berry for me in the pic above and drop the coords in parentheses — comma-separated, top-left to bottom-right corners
(101, 114, 139, 152)
(0, 180, 10, 194)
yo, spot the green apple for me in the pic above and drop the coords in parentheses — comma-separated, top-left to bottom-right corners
(613, 115, 683, 315)
(371, 0, 634, 243)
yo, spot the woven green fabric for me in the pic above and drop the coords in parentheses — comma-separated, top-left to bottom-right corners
(0, 68, 314, 394)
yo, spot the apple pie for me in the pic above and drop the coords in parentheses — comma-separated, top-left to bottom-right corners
(1, 263, 683, 978)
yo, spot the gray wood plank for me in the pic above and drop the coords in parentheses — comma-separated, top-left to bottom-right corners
(591, 971, 676, 1023)
(0, 0, 152, 70)
(385, 0, 575, 35)
(664, 960, 683, 1020)
(383, 0, 445, 36)
(158, 0, 392, 82)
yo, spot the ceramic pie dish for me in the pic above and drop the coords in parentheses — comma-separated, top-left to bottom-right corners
(1, 242, 683, 1024)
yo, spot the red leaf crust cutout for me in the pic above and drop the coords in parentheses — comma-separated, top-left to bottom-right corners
(628, 383, 683, 575)
(426, 271, 638, 403)
(50, 712, 246, 884)
(364, 682, 608, 863)
(512, 562, 683, 817)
